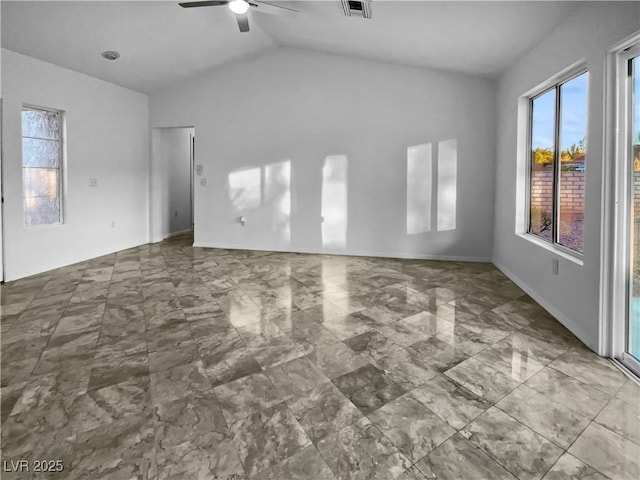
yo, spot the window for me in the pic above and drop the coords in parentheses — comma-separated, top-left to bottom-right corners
(22, 106, 63, 226)
(528, 71, 588, 254)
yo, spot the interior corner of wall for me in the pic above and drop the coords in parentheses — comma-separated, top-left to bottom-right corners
(493, 258, 597, 353)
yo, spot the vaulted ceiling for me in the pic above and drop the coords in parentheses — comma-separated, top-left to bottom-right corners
(1, 1, 582, 94)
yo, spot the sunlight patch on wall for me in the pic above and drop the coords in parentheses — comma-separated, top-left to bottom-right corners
(265, 160, 291, 243)
(228, 167, 261, 211)
(406, 143, 432, 235)
(228, 160, 292, 244)
(437, 139, 457, 232)
(321, 155, 348, 249)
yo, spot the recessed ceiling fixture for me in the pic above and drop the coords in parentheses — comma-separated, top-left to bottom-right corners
(101, 50, 120, 61)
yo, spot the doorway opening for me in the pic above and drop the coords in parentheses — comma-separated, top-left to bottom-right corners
(0, 99, 4, 283)
(150, 126, 195, 242)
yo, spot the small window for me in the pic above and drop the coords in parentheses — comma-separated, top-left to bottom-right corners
(528, 71, 588, 254)
(22, 106, 63, 226)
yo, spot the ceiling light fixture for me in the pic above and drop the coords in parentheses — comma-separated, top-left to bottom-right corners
(228, 0, 250, 14)
(101, 50, 120, 61)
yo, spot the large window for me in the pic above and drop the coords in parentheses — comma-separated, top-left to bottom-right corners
(529, 71, 588, 254)
(22, 106, 63, 226)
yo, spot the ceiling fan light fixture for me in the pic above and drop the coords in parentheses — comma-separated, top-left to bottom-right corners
(228, 0, 250, 14)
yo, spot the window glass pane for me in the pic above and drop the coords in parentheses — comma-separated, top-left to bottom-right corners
(530, 89, 556, 240)
(558, 73, 587, 252)
(21, 106, 62, 226)
(23, 196, 60, 226)
(22, 138, 60, 168)
(23, 168, 59, 198)
(22, 109, 59, 139)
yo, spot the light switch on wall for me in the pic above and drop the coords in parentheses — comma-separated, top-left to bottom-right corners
(89, 178, 98, 187)
(196, 165, 203, 176)
(200, 178, 207, 187)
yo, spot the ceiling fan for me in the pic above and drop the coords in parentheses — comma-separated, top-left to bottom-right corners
(179, 0, 298, 33)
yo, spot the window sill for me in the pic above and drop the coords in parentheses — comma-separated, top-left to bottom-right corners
(517, 232, 584, 266)
(24, 222, 64, 231)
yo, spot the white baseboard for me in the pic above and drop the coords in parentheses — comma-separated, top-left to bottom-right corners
(192, 241, 491, 263)
(492, 259, 596, 353)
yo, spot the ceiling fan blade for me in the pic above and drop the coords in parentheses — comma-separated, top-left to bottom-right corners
(252, 1, 298, 17)
(236, 13, 250, 32)
(179, 1, 228, 7)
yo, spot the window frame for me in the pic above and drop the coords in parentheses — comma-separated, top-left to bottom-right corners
(525, 67, 588, 258)
(21, 104, 65, 228)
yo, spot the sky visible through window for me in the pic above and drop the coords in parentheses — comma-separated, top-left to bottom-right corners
(531, 73, 588, 151)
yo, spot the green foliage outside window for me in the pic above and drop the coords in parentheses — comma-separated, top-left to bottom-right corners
(533, 138, 585, 166)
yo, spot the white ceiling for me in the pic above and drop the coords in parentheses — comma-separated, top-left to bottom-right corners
(1, 1, 582, 94)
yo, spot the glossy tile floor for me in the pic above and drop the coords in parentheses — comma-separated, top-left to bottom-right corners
(1, 234, 639, 479)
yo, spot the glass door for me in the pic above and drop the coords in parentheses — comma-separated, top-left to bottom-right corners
(626, 49, 640, 374)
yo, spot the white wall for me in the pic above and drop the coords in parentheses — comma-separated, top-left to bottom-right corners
(493, 2, 640, 351)
(150, 47, 496, 261)
(150, 127, 193, 241)
(1, 49, 149, 281)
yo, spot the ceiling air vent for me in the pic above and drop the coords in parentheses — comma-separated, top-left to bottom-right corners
(340, 0, 372, 19)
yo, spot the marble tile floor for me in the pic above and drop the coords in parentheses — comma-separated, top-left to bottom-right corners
(1, 233, 639, 479)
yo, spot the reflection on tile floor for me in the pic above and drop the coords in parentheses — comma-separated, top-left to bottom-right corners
(1, 233, 639, 479)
